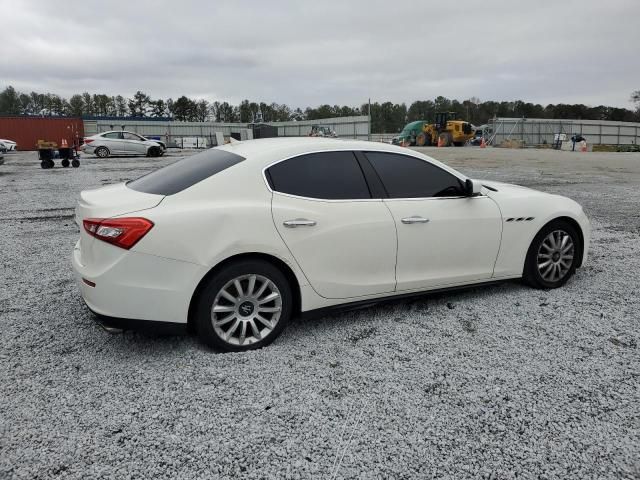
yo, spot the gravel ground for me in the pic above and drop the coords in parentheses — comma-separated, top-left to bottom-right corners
(1, 147, 638, 479)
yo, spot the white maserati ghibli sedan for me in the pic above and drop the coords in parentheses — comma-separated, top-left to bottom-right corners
(72, 138, 590, 351)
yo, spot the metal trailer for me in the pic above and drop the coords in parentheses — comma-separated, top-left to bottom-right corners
(37, 141, 80, 169)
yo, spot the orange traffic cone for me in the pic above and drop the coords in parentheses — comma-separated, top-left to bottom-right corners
(61, 138, 68, 148)
(480, 138, 487, 148)
(580, 140, 587, 152)
(437, 136, 444, 147)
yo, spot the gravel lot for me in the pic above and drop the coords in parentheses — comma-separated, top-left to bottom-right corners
(1, 147, 638, 479)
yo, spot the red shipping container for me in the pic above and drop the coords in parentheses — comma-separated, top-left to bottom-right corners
(0, 116, 84, 150)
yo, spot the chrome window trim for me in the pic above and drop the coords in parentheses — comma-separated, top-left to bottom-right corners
(261, 147, 472, 202)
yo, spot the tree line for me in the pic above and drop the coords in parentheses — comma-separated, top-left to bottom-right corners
(1, 85, 639, 133)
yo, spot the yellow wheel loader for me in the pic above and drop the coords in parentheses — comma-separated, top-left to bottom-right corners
(415, 112, 475, 147)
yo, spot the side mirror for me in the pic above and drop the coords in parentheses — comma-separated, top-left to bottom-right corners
(465, 179, 482, 197)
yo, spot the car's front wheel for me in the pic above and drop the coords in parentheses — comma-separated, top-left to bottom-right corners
(523, 219, 580, 289)
(147, 146, 161, 157)
(195, 260, 292, 351)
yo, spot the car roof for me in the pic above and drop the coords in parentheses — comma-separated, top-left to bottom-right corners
(219, 137, 418, 159)
(99, 130, 139, 135)
(215, 137, 466, 181)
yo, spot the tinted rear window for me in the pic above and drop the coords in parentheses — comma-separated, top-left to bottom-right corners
(267, 151, 370, 200)
(127, 149, 245, 195)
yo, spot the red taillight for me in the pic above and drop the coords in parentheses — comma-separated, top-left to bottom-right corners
(83, 217, 154, 250)
(84, 138, 94, 144)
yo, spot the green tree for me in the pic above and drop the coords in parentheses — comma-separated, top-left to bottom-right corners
(171, 96, 196, 121)
(81, 92, 94, 115)
(68, 94, 84, 116)
(195, 99, 209, 121)
(238, 99, 251, 123)
(113, 95, 128, 116)
(128, 90, 151, 117)
(216, 101, 235, 122)
(150, 99, 167, 118)
(0, 86, 23, 114)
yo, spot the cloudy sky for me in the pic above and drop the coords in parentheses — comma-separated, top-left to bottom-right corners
(2, 0, 638, 109)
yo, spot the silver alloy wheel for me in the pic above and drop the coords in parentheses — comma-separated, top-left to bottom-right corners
(96, 147, 108, 158)
(537, 229, 574, 282)
(211, 274, 282, 346)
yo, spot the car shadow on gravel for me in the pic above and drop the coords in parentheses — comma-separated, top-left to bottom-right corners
(291, 280, 524, 331)
(76, 280, 533, 355)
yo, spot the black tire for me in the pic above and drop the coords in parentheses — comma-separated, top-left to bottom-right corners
(40, 161, 47, 169)
(95, 147, 109, 158)
(523, 219, 581, 289)
(195, 260, 293, 352)
(61, 159, 70, 167)
(147, 146, 160, 157)
(416, 133, 427, 147)
(71, 159, 80, 168)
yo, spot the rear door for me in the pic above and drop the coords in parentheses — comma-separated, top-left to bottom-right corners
(100, 132, 126, 154)
(268, 151, 397, 299)
(363, 151, 502, 291)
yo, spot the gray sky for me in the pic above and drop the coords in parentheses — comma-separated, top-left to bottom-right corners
(2, 0, 638, 109)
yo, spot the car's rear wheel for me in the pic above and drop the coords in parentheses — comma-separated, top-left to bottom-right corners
(195, 260, 292, 351)
(523, 219, 580, 289)
(95, 147, 109, 158)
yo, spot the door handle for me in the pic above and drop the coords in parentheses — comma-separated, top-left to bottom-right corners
(401, 216, 430, 224)
(283, 218, 317, 228)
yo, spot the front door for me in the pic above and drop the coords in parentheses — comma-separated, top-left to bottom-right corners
(363, 151, 502, 291)
(122, 132, 148, 155)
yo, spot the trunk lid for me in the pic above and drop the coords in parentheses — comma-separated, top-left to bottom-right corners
(75, 183, 164, 267)
(75, 182, 164, 223)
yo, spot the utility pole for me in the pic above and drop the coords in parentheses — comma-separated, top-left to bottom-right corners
(368, 98, 371, 141)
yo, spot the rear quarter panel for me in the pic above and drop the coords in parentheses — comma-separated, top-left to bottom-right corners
(130, 160, 310, 290)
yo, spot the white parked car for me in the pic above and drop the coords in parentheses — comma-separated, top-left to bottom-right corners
(82, 131, 166, 158)
(72, 138, 590, 351)
(0, 139, 17, 152)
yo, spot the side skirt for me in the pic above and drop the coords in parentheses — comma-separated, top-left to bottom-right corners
(298, 278, 518, 320)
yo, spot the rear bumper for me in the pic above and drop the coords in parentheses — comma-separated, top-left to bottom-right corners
(88, 307, 187, 334)
(72, 240, 207, 324)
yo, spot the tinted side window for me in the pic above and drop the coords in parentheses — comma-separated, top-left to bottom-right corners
(365, 152, 465, 198)
(128, 148, 245, 195)
(267, 151, 370, 200)
(103, 132, 122, 139)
